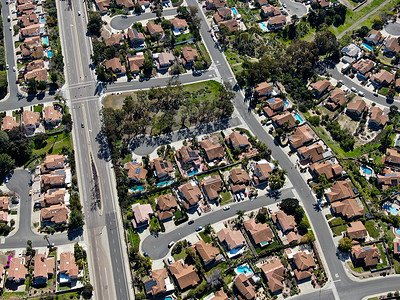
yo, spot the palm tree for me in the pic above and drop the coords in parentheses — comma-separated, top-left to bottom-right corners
(236, 210, 245, 223)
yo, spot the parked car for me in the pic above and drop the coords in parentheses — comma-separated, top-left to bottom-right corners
(143, 252, 149, 257)
(168, 241, 175, 248)
(197, 208, 202, 215)
(196, 226, 203, 232)
(223, 206, 230, 211)
(78, 11, 81, 16)
(240, 193, 245, 200)
(12, 66, 15, 72)
(6, 64, 9, 70)
(358, 91, 364, 97)
(188, 220, 194, 225)
(343, 87, 349, 93)
(167, 256, 173, 264)
(351, 87, 357, 93)
(373, 91, 378, 96)
(193, 70, 202, 76)
(81, 123, 84, 128)
(188, 240, 192, 246)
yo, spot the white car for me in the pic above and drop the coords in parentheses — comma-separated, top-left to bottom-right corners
(6, 64, 9, 70)
(223, 206, 230, 211)
(168, 241, 175, 248)
(12, 66, 16, 72)
(240, 193, 245, 200)
(351, 87, 357, 93)
(78, 11, 81, 16)
(167, 256, 173, 264)
(358, 91, 364, 97)
(339, 80, 344, 84)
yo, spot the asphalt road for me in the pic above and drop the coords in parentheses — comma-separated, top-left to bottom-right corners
(280, 0, 308, 18)
(110, 8, 178, 30)
(385, 21, 400, 36)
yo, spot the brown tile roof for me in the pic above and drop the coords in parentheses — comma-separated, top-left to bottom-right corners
(310, 160, 342, 180)
(168, 261, 200, 290)
(371, 69, 395, 85)
(127, 54, 145, 72)
(369, 106, 388, 128)
(272, 111, 297, 128)
(261, 5, 281, 16)
(147, 21, 164, 36)
(351, 244, 381, 267)
(105, 57, 126, 73)
(331, 198, 364, 219)
(327, 88, 347, 110)
(200, 138, 225, 161)
(41, 154, 65, 173)
(40, 188, 65, 207)
(192, 239, 220, 264)
(261, 258, 285, 293)
(293, 252, 316, 270)
(298, 142, 327, 163)
(202, 175, 223, 200)
(0, 211, 8, 223)
(217, 227, 245, 250)
(346, 221, 367, 240)
(206, 0, 226, 9)
(289, 125, 314, 149)
(244, 218, 274, 245)
(230, 168, 250, 184)
(365, 30, 383, 44)
(181, 46, 198, 64)
(234, 273, 256, 300)
(44, 106, 62, 123)
(352, 59, 374, 74)
(116, 0, 134, 8)
(20, 24, 41, 37)
(126, 29, 145, 43)
(286, 231, 298, 243)
(22, 110, 40, 126)
(255, 81, 273, 96)
(394, 239, 400, 255)
(124, 162, 147, 181)
(294, 269, 313, 281)
(105, 33, 123, 47)
(156, 194, 178, 220)
(212, 290, 229, 300)
(18, 13, 38, 27)
(268, 15, 286, 26)
(271, 210, 296, 232)
(8, 257, 27, 281)
(226, 131, 250, 149)
(385, 37, 400, 54)
(0, 197, 9, 211)
(150, 158, 174, 176)
(384, 148, 400, 166)
(41, 204, 68, 224)
(17, 3, 36, 13)
(41, 170, 66, 187)
(24, 68, 48, 82)
(132, 204, 153, 227)
(326, 181, 355, 202)
(310, 79, 332, 94)
(95, 0, 111, 12)
(144, 268, 169, 296)
(59, 252, 79, 278)
(2, 116, 19, 131)
(22, 36, 41, 47)
(253, 162, 272, 184)
(176, 146, 200, 164)
(377, 168, 400, 187)
(179, 181, 202, 209)
(170, 18, 188, 30)
(33, 254, 54, 280)
(346, 98, 367, 116)
(26, 59, 44, 72)
(219, 19, 239, 32)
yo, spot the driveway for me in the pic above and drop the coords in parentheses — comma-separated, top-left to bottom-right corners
(280, 0, 308, 17)
(110, 9, 178, 30)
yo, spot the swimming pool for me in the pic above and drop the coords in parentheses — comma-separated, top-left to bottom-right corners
(383, 203, 398, 216)
(396, 229, 400, 235)
(157, 180, 174, 187)
(283, 99, 289, 107)
(131, 186, 145, 192)
(43, 36, 49, 45)
(361, 165, 373, 176)
(236, 264, 253, 275)
(294, 113, 304, 123)
(259, 22, 268, 31)
(231, 7, 238, 15)
(187, 169, 198, 176)
(396, 138, 400, 147)
(362, 43, 373, 51)
(41, 16, 45, 23)
(47, 50, 53, 58)
(164, 297, 173, 300)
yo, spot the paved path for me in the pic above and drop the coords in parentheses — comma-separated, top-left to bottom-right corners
(129, 117, 242, 156)
(110, 8, 177, 30)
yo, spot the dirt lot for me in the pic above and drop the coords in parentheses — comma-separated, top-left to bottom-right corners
(337, 114, 359, 135)
(102, 92, 133, 110)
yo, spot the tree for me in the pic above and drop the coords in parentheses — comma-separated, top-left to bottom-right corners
(0, 131, 9, 153)
(37, 80, 47, 91)
(50, 72, 58, 84)
(149, 217, 161, 233)
(87, 12, 103, 36)
(206, 269, 222, 288)
(33, 132, 48, 149)
(27, 78, 37, 94)
(204, 223, 212, 234)
(134, 3, 142, 14)
(236, 210, 245, 223)
(81, 283, 93, 299)
(279, 198, 300, 215)
(62, 113, 73, 132)
(68, 209, 85, 229)
(143, 59, 153, 76)
(161, 19, 171, 30)
(0, 153, 15, 178)
(338, 237, 353, 252)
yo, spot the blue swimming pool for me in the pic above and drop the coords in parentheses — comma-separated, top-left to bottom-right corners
(236, 265, 253, 275)
(383, 203, 398, 216)
(43, 36, 49, 45)
(157, 180, 174, 187)
(187, 169, 198, 176)
(47, 50, 53, 58)
(283, 99, 289, 107)
(396, 138, 400, 147)
(41, 16, 45, 23)
(362, 43, 373, 51)
(131, 186, 145, 192)
(396, 229, 400, 235)
(361, 165, 372, 176)
(259, 22, 268, 31)
(294, 113, 304, 123)
(231, 7, 238, 15)
(164, 297, 173, 300)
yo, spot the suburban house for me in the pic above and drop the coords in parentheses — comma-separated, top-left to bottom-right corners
(94, 0, 111, 13)
(124, 162, 147, 183)
(19, 24, 43, 39)
(33, 254, 54, 286)
(199, 138, 225, 162)
(331, 198, 364, 219)
(364, 30, 383, 45)
(168, 261, 200, 291)
(41, 169, 69, 188)
(105, 33, 123, 47)
(116, 0, 134, 9)
(271, 210, 296, 234)
(26, 59, 44, 72)
(206, 0, 226, 10)
(146, 21, 164, 39)
(156, 194, 178, 222)
(150, 158, 174, 181)
(225, 131, 250, 149)
(383, 148, 400, 168)
(105, 57, 126, 76)
(178, 181, 202, 209)
(297, 142, 329, 164)
(261, 258, 285, 294)
(267, 15, 286, 30)
(21, 45, 44, 59)
(7, 257, 27, 284)
(309, 160, 343, 180)
(24, 67, 48, 82)
(293, 251, 316, 282)
(252, 162, 273, 185)
(217, 228, 245, 253)
(202, 175, 223, 201)
(41, 204, 68, 226)
(213, 7, 232, 23)
(131, 203, 153, 229)
(192, 240, 222, 268)
(126, 28, 145, 47)
(325, 180, 355, 202)
(346, 221, 367, 240)
(254, 81, 274, 99)
(40, 188, 66, 207)
(384, 37, 400, 56)
(371, 69, 395, 86)
(352, 59, 374, 77)
(176, 146, 201, 168)
(230, 168, 250, 194)
(394, 239, 400, 257)
(0, 211, 7, 223)
(314, 0, 331, 9)
(346, 98, 367, 120)
(2, 116, 19, 131)
(261, 4, 281, 18)
(219, 19, 239, 32)
(341, 43, 363, 63)
(351, 244, 381, 267)
(272, 111, 297, 128)
(44, 106, 62, 128)
(263, 97, 284, 117)
(234, 273, 257, 300)
(171, 18, 188, 31)
(368, 106, 388, 130)
(0, 196, 9, 210)
(377, 168, 400, 189)
(126, 54, 145, 75)
(256, 0, 269, 6)
(59, 252, 79, 283)
(181, 46, 198, 66)
(144, 268, 174, 297)
(326, 88, 347, 111)
(310, 79, 333, 98)
(22, 110, 40, 135)
(288, 125, 315, 149)
(18, 13, 38, 27)
(204, 290, 229, 300)
(155, 52, 175, 71)
(244, 218, 274, 247)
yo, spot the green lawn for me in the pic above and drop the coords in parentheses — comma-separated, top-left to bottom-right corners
(33, 104, 43, 113)
(173, 249, 187, 262)
(121, 153, 132, 164)
(175, 32, 195, 43)
(332, 224, 348, 236)
(32, 131, 71, 157)
(2, 292, 26, 299)
(329, 217, 346, 227)
(255, 240, 280, 254)
(376, 244, 388, 269)
(347, 261, 365, 273)
(365, 220, 380, 239)
(220, 191, 232, 204)
(127, 228, 140, 248)
(199, 231, 212, 243)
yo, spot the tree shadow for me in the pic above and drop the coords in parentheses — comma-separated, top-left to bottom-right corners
(95, 131, 111, 161)
(67, 228, 83, 240)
